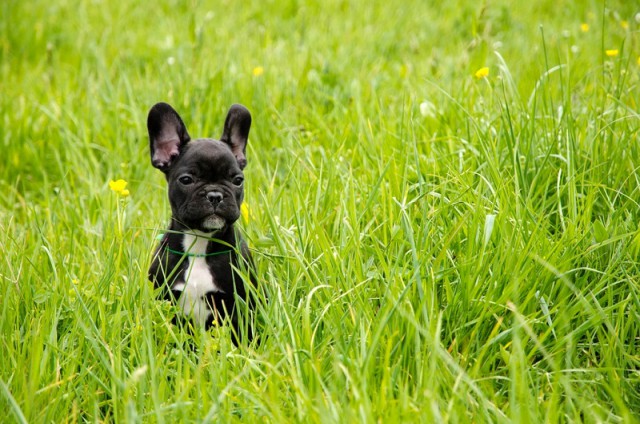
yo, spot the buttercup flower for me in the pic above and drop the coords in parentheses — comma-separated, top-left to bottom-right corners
(474, 67, 489, 79)
(252, 66, 264, 77)
(605, 49, 619, 57)
(241, 202, 250, 223)
(580, 23, 589, 32)
(620, 20, 629, 30)
(109, 179, 130, 196)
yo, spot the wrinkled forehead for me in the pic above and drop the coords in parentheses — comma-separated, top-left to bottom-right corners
(172, 139, 240, 175)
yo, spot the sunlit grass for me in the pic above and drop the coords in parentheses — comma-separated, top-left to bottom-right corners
(1, 0, 639, 422)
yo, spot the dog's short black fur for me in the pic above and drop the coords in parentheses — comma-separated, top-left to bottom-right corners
(147, 102, 255, 342)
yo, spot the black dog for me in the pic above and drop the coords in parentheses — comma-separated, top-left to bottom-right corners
(147, 102, 255, 342)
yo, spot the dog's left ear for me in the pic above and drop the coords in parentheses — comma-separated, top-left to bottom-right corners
(220, 104, 251, 169)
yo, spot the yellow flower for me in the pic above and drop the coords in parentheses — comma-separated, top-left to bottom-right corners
(252, 66, 264, 77)
(109, 179, 127, 192)
(605, 49, 619, 57)
(474, 67, 489, 79)
(580, 23, 589, 32)
(637, 56, 640, 66)
(109, 179, 130, 196)
(620, 20, 629, 30)
(241, 202, 250, 223)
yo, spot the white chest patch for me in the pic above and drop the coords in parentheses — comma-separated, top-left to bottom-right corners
(172, 231, 224, 327)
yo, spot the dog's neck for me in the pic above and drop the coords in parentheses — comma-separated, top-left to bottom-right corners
(181, 230, 214, 256)
(165, 221, 236, 256)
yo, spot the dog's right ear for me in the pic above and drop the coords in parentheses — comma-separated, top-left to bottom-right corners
(147, 102, 191, 171)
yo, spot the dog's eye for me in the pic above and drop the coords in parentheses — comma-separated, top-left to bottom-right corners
(178, 175, 194, 185)
(232, 176, 244, 186)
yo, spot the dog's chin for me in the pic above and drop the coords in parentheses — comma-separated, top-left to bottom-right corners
(201, 215, 226, 232)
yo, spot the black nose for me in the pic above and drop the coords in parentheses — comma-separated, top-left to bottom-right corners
(206, 191, 223, 205)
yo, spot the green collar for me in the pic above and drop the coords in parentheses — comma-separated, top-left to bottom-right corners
(157, 233, 232, 258)
(164, 246, 232, 258)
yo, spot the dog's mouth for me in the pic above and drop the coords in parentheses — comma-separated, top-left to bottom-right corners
(201, 214, 226, 231)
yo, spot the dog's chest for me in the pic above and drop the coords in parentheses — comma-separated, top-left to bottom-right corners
(174, 232, 223, 326)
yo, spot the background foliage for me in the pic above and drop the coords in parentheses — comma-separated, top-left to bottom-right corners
(1, 0, 639, 422)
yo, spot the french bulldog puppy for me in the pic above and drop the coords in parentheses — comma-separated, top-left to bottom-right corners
(147, 102, 255, 342)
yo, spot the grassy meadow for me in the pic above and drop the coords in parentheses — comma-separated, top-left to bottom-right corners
(1, 0, 640, 422)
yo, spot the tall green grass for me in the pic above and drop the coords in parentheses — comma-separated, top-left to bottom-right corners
(1, 0, 639, 422)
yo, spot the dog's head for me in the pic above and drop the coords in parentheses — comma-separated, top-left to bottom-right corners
(147, 102, 251, 233)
